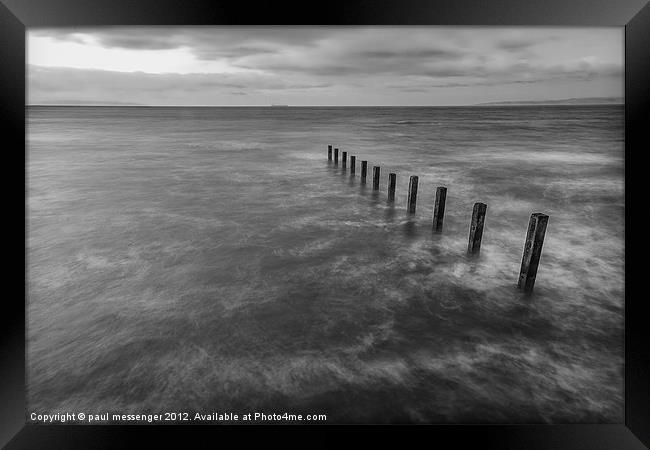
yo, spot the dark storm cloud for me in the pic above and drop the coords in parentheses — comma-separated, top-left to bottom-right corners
(228, 46, 467, 77)
(496, 36, 561, 52)
(357, 48, 465, 59)
(497, 38, 541, 52)
(93, 35, 181, 50)
(33, 27, 332, 58)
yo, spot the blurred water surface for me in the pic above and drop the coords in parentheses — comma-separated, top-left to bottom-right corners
(27, 105, 624, 423)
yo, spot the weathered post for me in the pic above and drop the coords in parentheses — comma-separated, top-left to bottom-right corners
(373, 166, 380, 190)
(407, 176, 418, 213)
(387, 173, 396, 202)
(350, 156, 356, 174)
(328, 145, 332, 161)
(361, 161, 368, 183)
(467, 202, 487, 255)
(342, 151, 347, 169)
(334, 148, 339, 164)
(518, 213, 549, 293)
(432, 187, 447, 232)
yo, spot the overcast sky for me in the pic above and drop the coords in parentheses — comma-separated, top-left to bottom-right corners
(27, 26, 623, 106)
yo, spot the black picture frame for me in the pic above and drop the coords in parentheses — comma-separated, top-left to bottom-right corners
(2, 0, 648, 448)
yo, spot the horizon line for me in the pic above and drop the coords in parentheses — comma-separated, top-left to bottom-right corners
(27, 101, 624, 108)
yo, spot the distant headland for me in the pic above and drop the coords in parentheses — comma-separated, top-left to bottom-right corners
(476, 97, 623, 106)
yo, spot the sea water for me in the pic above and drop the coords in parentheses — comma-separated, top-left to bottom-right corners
(27, 105, 624, 423)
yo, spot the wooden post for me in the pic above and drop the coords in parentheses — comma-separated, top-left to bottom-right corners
(432, 187, 447, 232)
(518, 213, 549, 293)
(334, 148, 339, 164)
(467, 202, 487, 255)
(361, 161, 368, 182)
(350, 156, 356, 174)
(407, 176, 418, 213)
(373, 166, 380, 190)
(342, 151, 347, 169)
(387, 173, 396, 202)
(328, 145, 332, 161)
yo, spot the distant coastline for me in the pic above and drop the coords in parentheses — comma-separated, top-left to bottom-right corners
(476, 97, 623, 106)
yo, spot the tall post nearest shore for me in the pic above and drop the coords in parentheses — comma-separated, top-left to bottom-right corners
(407, 176, 418, 213)
(342, 151, 347, 169)
(361, 161, 368, 183)
(334, 148, 339, 164)
(373, 166, 380, 190)
(467, 202, 487, 255)
(432, 187, 447, 232)
(350, 156, 356, 174)
(387, 173, 396, 202)
(518, 213, 549, 293)
(328, 145, 332, 161)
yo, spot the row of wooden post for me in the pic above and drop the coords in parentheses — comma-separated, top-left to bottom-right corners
(327, 145, 548, 293)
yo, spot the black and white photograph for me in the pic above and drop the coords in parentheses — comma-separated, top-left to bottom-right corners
(26, 26, 625, 424)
